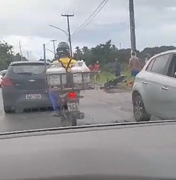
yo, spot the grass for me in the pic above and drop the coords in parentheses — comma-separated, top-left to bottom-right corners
(96, 70, 134, 90)
(99, 70, 132, 83)
(123, 70, 131, 78)
(99, 71, 116, 83)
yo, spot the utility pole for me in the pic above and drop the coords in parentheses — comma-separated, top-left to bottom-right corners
(61, 14, 74, 56)
(19, 41, 23, 61)
(129, 0, 136, 54)
(50, 39, 57, 59)
(26, 51, 29, 60)
(43, 44, 47, 73)
(43, 44, 48, 88)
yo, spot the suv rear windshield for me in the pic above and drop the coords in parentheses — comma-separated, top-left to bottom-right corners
(7, 63, 49, 76)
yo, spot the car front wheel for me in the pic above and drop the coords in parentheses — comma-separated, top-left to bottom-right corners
(133, 95, 151, 122)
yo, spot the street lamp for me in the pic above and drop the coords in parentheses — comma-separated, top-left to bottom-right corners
(49, 25, 68, 36)
(49, 24, 72, 56)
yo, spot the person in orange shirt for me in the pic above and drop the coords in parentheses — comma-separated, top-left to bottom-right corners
(88, 64, 94, 79)
(93, 61, 101, 81)
(93, 61, 100, 71)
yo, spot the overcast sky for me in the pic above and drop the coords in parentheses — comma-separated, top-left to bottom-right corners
(0, 0, 176, 60)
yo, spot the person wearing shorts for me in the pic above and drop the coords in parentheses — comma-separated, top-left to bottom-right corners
(131, 69, 139, 77)
(129, 52, 140, 77)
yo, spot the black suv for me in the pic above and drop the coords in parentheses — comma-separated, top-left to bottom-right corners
(1, 61, 51, 113)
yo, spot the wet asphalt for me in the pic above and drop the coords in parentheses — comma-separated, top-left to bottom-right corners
(0, 89, 134, 133)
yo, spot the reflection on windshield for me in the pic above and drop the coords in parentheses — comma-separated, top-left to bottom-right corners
(0, 0, 175, 134)
(12, 65, 46, 74)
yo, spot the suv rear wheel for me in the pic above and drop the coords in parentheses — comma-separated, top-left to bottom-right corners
(3, 105, 12, 114)
(133, 94, 151, 122)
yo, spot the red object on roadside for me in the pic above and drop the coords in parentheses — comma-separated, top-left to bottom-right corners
(93, 63, 100, 72)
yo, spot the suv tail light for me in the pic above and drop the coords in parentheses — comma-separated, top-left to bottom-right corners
(2, 78, 13, 87)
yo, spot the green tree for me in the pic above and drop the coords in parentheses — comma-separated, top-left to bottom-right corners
(74, 46, 82, 60)
(82, 46, 91, 65)
(78, 40, 176, 71)
(0, 41, 25, 70)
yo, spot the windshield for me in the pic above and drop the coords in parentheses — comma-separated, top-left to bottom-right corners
(2, 0, 176, 179)
(9, 64, 47, 75)
(0, 0, 175, 145)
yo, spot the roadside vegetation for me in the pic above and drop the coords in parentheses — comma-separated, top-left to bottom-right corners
(0, 41, 27, 70)
(0, 39, 175, 75)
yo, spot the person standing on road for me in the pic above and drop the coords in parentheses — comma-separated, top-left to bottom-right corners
(89, 64, 94, 79)
(93, 61, 101, 81)
(94, 61, 100, 71)
(129, 52, 141, 77)
(114, 58, 121, 77)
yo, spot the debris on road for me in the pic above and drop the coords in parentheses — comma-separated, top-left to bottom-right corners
(100, 75, 127, 90)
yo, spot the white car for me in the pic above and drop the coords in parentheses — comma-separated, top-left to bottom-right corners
(0, 74, 2, 86)
(132, 50, 176, 121)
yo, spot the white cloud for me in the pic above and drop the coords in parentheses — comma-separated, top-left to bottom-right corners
(0, 0, 176, 59)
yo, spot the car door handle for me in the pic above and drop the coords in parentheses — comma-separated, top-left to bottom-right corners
(142, 81, 148, 85)
(161, 86, 168, 91)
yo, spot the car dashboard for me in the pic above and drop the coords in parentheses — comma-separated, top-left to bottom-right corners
(0, 121, 176, 180)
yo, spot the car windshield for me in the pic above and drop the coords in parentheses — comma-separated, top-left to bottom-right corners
(1, 1, 176, 179)
(11, 64, 46, 75)
(0, 0, 175, 147)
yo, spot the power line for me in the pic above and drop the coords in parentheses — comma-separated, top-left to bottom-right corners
(78, 0, 115, 34)
(71, 0, 109, 39)
(90, 0, 115, 22)
(71, 0, 108, 38)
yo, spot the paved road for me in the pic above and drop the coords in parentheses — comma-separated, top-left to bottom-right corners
(0, 89, 134, 133)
